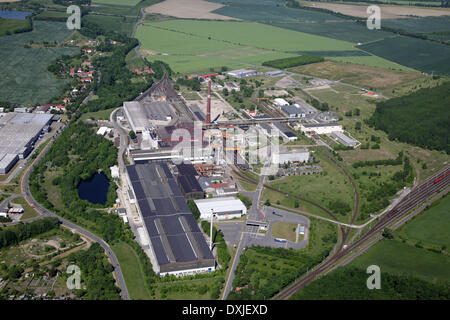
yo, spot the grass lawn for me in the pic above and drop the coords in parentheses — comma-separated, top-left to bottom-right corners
(271, 222, 298, 242)
(266, 148, 355, 223)
(396, 196, 450, 248)
(111, 241, 151, 300)
(13, 197, 40, 220)
(79, 107, 116, 122)
(350, 239, 450, 284)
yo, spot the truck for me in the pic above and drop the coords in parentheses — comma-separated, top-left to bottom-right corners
(274, 238, 287, 243)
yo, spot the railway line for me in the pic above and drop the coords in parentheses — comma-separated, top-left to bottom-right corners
(274, 165, 450, 299)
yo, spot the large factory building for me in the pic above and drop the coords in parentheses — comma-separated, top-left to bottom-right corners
(0, 113, 53, 174)
(126, 161, 215, 277)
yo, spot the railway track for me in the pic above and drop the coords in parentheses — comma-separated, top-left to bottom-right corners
(274, 165, 450, 299)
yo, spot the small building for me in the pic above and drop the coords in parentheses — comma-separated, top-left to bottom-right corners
(225, 82, 240, 91)
(332, 131, 357, 147)
(198, 176, 215, 194)
(97, 127, 108, 136)
(265, 70, 285, 77)
(14, 107, 27, 113)
(110, 165, 119, 179)
(127, 189, 136, 204)
(300, 123, 343, 135)
(281, 105, 304, 118)
(227, 68, 258, 78)
(273, 122, 297, 141)
(273, 98, 289, 108)
(194, 197, 247, 220)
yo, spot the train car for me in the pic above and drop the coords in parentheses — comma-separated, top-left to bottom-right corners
(434, 172, 449, 184)
(274, 238, 287, 243)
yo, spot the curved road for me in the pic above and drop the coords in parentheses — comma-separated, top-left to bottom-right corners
(20, 125, 130, 300)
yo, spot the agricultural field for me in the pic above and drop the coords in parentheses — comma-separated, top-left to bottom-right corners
(144, 0, 238, 20)
(92, 0, 141, 6)
(358, 36, 450, 75)
(136, 19, 366, 73)
(0, 17, 30, 36)
(0, 20, 78, 105)
(83, 14, 137, 36)
(301, 1, 450, 19)
(211, 0, 392, 43)
(350, 239, 450, 284)
(382, 16, 450, 34)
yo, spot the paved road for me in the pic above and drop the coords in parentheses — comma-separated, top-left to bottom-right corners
(19, 124, 130, 300)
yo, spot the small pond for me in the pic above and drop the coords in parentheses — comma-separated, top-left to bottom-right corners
(77, 172, 110, 205)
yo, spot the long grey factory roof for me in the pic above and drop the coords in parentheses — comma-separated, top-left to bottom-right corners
(0, 113, 53, 160)
(126, 162, 214, 268)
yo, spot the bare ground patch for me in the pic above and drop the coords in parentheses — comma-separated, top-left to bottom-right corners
(291, 61, 422, 89)
(304, 2, 450, 19)
(144, 0, 240, 20)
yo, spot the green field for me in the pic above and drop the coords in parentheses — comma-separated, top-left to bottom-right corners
(326, 55, 415, 71)
(358, 36, 450, 76)
(84, 14, 137, 36)
(350, 239, 450, 283)
(0, 18, 30, 37)
(92, 0, 141, 6)
(211, 0, 392, 43)
(0, 20, 78, 105)
(136, 19, 359, 73)
(397, 196, 450, 248)
(111, 241, 151, 300)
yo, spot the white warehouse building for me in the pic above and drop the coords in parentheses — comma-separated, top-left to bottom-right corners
(273, 98, 289, 107)
(272, 149, 310, 164)
(300, 123, 343, 135)
(194, 197, 247, 220)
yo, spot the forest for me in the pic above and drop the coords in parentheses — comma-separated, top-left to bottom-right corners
(68, 243, 121, 300)
(0, 217, 59, 249)
(29, 122, 120, 241)
(368, 82, 450, 153)
(262, 54, 324, 69)
(291, 267, 450, 300)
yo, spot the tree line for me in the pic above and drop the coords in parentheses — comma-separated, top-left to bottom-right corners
(262, 54, 324, 69)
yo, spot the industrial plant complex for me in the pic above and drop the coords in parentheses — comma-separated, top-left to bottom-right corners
(0, 113, 53, 174)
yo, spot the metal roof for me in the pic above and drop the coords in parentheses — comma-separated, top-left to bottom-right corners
(126, 162, 214, 271)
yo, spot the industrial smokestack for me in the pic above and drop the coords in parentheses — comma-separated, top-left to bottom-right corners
(206, 79, 211, 124)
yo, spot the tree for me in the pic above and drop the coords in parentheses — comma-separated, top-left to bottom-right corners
(129, 130, 136, 140)
(264, 199, 271, 206)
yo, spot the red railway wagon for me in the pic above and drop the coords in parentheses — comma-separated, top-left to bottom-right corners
(434, 171, 450, 183)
